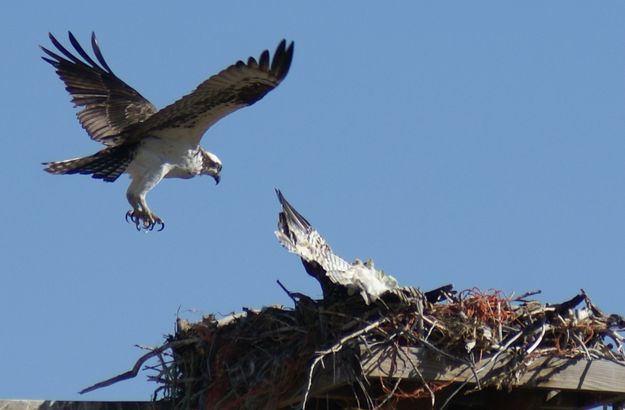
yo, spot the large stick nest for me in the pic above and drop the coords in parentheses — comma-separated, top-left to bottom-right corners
(125, 285, 624, 409)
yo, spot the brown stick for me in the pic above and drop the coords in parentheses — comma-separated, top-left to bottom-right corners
(79, 339, 198, 394)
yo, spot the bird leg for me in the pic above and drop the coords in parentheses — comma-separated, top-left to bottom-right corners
(125, 191, 164, 231)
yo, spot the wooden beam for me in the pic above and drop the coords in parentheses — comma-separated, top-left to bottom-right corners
(361, 346, 625, 393)
(0, 401, 172, 410)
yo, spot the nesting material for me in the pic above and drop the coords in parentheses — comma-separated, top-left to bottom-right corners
(129, 286, 624, 409)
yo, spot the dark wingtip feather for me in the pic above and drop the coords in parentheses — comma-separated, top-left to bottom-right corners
(283, 41, 295, 76)
(275, 189, 313, 231)
(91, 32, 113, 73)
(47, 32, 82, 64)
(258, 50, 270, 70)
(44, 31, 113, 74)
(40, 49, 60, 66)
(277, 39, 287, 54)
(271, 40, 287, 73)
(247, 56, 258, 68)
(276, 188, 287, 206)
(68, 31, 99, 68)
(41, 42, 74, 70)
(271, 39, 294, 81)
(47, 32, 58, 45)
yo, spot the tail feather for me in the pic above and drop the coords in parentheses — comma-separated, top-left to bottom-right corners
(43, 143, 138, 182)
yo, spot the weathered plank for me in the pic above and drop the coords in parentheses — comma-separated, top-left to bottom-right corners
(5, 349, 624, 410)
(0, 401, 171, 410)
(361, 346, 625, 393)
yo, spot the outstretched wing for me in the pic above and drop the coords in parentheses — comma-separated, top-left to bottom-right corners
(140, 40, 294, 146)
(275, 190, 399, 304)
(41, 32, 157, 145)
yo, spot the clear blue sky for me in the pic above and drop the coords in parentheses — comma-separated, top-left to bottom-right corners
(1, 1, 625, 401)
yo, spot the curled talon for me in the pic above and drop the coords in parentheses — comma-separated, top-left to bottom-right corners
(125, 211, 136, 224)
(125, 209, 165, 232)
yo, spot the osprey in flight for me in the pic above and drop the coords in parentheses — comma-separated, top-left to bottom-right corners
(42, 32, 294, 231)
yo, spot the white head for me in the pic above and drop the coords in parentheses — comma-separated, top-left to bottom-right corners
(200, 149, 222, 184)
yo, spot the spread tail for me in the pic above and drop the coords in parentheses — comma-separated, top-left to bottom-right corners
(43, 143, 138, 182)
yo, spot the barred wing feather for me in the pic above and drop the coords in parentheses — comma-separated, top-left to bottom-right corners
(41, 32, 157, 145)
(139, 40, 294, 146)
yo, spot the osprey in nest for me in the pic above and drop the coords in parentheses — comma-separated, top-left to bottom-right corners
(274, 191, 455, 305)
(42, 32, 294, 231)
(275, 190, 400, 304)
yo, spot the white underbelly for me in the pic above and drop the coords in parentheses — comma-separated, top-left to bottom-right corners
(127, 137, 203, 180)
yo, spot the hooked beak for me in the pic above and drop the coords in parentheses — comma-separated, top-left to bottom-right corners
(213, 174, 221, 185)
